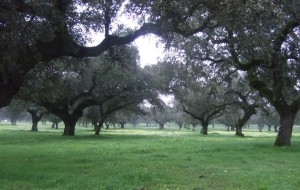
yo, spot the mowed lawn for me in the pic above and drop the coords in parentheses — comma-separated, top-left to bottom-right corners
(1, 123, 300, 190)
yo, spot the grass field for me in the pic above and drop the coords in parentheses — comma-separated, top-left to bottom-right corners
(1, 123, 300, 190)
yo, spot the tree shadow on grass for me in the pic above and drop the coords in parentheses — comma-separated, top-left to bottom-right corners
(58, 133, 153, 142)
(209, 132, 256, 139)
(0, 133, 154, 148)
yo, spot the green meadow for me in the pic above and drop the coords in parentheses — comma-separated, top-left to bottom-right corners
(1, 123, 300, 190)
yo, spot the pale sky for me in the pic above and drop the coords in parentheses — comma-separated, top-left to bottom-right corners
(133, 35, 165, 67)
(87, 32, 164, 67)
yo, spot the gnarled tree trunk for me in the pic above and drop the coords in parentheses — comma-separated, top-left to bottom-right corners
(27, 109, 43, 132)
(31, 118, 40, 132)
(235, 106, 256, 137)
(235, 127, 244, 137)
(200, 121, 208, 135)
(274, 111, 296, 146)
(62, 118, 77, 136)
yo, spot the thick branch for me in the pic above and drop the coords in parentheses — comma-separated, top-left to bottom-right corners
(206, 102, 233, 121)
(174, 16, 215, 37)
(37, 23, 162, 60)
(247, 70, 274, 104)
(237, 59, 268, 71)
(227, 30, 271, 71)
(236, 105, 256, 129)
(183, 106, 205, 123)
(272, 19, 300, 60)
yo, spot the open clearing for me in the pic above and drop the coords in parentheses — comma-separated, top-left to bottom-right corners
(1, 123, 300, 190)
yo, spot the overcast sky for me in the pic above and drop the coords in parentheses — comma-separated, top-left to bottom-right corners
(134, 35, 165, 67)
(88, 32, 164, 68)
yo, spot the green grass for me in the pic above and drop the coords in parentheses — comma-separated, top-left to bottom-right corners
(1, 123, 300, 190)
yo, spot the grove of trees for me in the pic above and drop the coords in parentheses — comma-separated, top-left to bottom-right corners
(1, 1, 300, 146)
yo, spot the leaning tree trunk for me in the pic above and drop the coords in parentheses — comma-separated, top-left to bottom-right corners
(235, 106, 255, 137)
(274, 111, 296, 146)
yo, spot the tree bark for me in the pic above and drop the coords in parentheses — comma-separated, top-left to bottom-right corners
(95, 122, 103, 135)
(274, 111, 296, 146)
(31, 122, 38, 131)
(201, 122, 208, 135)
(235, 106, 255, 137)
(158, 123, 165, 130)
(63, 118, 77, 136)
(42, 100, 89, 135)
(120, 122, 126, 129)
(235, 127, 244, 137)
(27, 109, 43, 132)
(31, 119, 40, 132)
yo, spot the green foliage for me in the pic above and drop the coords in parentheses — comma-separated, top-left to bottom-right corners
(1, 124, 300, 189)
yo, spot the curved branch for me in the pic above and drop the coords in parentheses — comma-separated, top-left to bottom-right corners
(174, 16, 216, 37)
(183, 106, 204, 122)
(36, 22, 162, 60)
(272, 19, 300, 59)
(247, 70, 274, 104)
(77, 23, 162, 57)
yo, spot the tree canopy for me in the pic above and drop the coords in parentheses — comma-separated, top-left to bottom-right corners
(1, 0, 300, 146)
